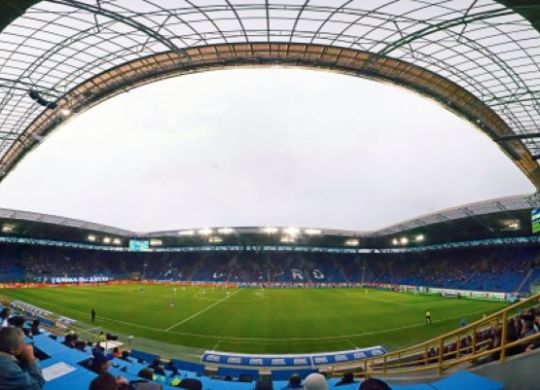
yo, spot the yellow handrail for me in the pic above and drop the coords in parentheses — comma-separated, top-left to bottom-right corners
(329, 292, 540, 377)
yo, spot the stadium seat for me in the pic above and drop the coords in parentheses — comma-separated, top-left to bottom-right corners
(430, 371, 503, 390)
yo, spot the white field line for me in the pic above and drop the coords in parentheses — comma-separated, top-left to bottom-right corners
(348, 292, 419, 308)
(8, 294, 495, 344)
(164, 289, 242, 332)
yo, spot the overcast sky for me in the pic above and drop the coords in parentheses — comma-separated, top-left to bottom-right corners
(0, 68, 533, 233)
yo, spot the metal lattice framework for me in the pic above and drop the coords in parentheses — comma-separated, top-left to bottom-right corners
(1, 0, 540, 187)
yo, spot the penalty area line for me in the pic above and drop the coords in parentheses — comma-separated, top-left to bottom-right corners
(164, 289, 242, 332)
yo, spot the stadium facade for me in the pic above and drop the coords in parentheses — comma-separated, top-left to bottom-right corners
(1, 2, 540, 389)
(0, 193, 536, 252)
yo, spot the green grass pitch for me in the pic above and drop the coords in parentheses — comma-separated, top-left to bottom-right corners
(1, 285, 507, 353)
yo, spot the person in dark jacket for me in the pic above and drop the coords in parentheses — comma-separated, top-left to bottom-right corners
(0, 326, 45, 390)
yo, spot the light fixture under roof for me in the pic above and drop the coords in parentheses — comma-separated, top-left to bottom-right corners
(1, 224, 14, 233)
(198, 228, 213, 236)
(103, 237, 111, 244)
(208, 236, 223, 243)
(280, 236, 295, 243)
(400, 237, 409, 245)
(112, 238, 121, 245)
(261, 227, 278, 234)
(217, 227, 234, 234)
(88, 234, 96, 242)
(283, 227, 300, 236)
(344, 238, 359, 246)
(178, 230, 194, 236)
(150, 238, 162, 246)
(304, 228, 322, 235)
(415, 234, 425, 242)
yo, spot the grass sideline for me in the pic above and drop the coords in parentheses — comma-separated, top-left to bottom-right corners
(1, 285, 507, 353)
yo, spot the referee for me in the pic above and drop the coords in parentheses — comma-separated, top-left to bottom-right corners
(425, 309, 432, 324)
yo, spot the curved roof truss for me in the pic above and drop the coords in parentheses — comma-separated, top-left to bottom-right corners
(0, 1, 540, 187)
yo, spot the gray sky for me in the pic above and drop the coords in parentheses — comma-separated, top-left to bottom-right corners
(0, 68, 533, 233)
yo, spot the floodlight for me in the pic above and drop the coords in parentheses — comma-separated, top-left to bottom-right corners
(217, 227, 234, 234)
(304, 228, 322, 235)
(198, 228, 213, 235)
(503, 220, 520, 230)
(1, 224, 14, 233)
(150, 239, 162, 246)
(415, 234, 425, 242)
(112, 238, 121, 245)
(400, 237, 409, 245)
(178, 230, 194, 236)
(345, 238, 359, 246)
(280, 236, 295, 243)
(261, 227, 278, 234)
(209, 236, 223, 243)
(103, 237, 111, 244)
(283, 227, 300, 236)
(88, 234, 96, 242)
(392, 238, 399, 246)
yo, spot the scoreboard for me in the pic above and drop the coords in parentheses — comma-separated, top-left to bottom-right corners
(129, 239, 150, 251)
(532, 208, 540, 234)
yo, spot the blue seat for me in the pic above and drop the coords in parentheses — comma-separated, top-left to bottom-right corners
(431, 371, 503, 390)
(391, 384, 436, 390)
(271, 369, 318, 381)
(130, 349, 160, 364)
(170, 359, 205, 375)
(217, 366, 259, 381)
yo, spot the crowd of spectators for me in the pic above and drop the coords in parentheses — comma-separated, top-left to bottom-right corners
(1, 244, 540, 293)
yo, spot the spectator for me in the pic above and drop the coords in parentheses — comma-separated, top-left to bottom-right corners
(0, 308, 10, 327)
(359, 378, 391, 390)
(302, 373, 327, 390)
(29, 320, 40, 337)
(129, 368, 163, 390)
(89, 372, 128, 390)
(255, 377, 273, 390)
(288, 373, 302, 389)
(0, 326, 45, 390)
(335, 372, 355, 386)
(120, 350, 131, 361)
(148, 359, 165, 376)
(137, 368, 154, 381)
(64, 330, 78, 348)
(90, 351, 113, 374)
(177, 378, 202, 390)
(112, 347, 122, 359)
(89, 373, 116, 390)
(7, 316, 26, 329)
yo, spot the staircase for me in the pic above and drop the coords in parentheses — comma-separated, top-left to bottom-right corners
(517, 266, 540, 293)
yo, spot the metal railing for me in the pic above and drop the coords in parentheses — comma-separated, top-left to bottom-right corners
(328, 292, 540, 377)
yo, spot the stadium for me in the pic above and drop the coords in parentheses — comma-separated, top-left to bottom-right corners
(0, 1, 540, 390)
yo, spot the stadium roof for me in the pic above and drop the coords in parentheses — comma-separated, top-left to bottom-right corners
(0, 192, 537, 239)
(0, 207, 132, 236)
(0, 0, 540, 189)
(373, 191, 540, 236)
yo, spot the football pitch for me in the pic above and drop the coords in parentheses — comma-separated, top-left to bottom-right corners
(1, 285, 507, 353)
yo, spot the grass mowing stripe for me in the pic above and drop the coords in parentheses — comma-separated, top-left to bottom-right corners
(163, 289, 242, 331)
(1, 286, 505, 352)
(5, 291, 490, 343)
